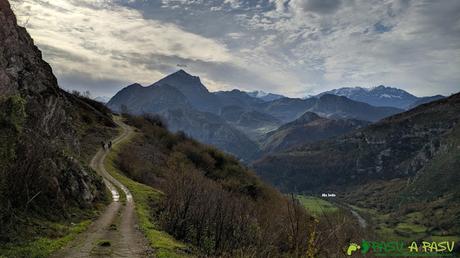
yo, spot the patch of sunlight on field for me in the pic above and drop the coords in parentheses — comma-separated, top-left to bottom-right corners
(297, 195, 338, 217)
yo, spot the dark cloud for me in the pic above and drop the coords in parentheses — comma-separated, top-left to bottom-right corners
(297, 0, 342, 14)
(122, 0, 249, 39)
(108, 51, 285, 93)
(56, 72, 130, 98)
(414, 0, 460, 38)
(373, 21, 392, 33)
(189, 60, 285, 92)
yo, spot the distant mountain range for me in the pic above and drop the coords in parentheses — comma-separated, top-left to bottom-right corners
(406, 95, 445, 109)
(107, 70, 443, 160)
(108, 71, 263, 160)
(317, 85, 444, 109)
(253, 93, 460, 193)
(94, 96, 110, 103)
(247, 90, 285, 102)
(261, 112, 369, 153)
(253, 93, 460, 237)
(106, 69, 459, 240)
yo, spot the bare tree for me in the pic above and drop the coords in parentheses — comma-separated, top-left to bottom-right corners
(10, 0, 31, 28)
(83, 90, 91, 99)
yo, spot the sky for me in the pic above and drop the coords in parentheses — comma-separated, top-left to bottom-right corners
(10, 0, 460, 98)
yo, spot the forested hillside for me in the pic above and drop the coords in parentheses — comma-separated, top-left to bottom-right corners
(254, 93, 460, 192)
(114, 114, 316, 257)
(254, 93, 460, 241)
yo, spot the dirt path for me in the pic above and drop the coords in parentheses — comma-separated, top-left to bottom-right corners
(332, 200, 368, 229)
(349, 207, 367, 228)
(52, 117, 152, 258)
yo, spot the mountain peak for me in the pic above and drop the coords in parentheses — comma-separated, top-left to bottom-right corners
(371, 85, 407, 93)
(153, 69, 204, 89)
(120, 83, 143, 92)
(128, 82, 143, 88)
(175, 69, 190, 76)
(319, 93, 346, 101)
(167, 69, 198, 80)
(146, 69, 220, 112)
(297, 112, 321, 123)
(247, 91, 285, 102)
(317, 86, 418, 109)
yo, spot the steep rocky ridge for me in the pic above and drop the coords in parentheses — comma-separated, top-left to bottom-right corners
(0, 0, 116, 240)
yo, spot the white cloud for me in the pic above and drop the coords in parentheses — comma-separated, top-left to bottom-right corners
(232, 0, 460, 96)
(11, 0, 460, 97)
(12, 0, 231, 90)
(224, 0, 241, 9)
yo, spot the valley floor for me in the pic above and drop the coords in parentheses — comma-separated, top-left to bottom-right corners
(300, 194, 460, 246)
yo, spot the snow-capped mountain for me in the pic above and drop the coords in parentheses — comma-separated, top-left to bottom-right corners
(247, 90, 285, 102)
(316, 85, 432, 109)
(94, 96, 111, 103)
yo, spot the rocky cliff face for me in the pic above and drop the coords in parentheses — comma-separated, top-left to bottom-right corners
(1, 0, 71, 144)
(0, 0, 110, 225)
(0, 1, 60, 95)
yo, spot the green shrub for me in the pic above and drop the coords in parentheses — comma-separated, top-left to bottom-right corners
(118, 115, 316, 257)
(0, 95, 27, 220)
(0, 95, 26, 165)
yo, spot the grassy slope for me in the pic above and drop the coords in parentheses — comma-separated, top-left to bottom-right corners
(0, 208, 103, 258)
(0, 223, 89, 258)
(297, 196, 338, 217)
(103, 126, 191, 258)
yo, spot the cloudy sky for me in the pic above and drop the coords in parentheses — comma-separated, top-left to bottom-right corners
(11, 0, 460, 98)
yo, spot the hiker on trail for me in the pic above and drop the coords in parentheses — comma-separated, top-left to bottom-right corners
(108, 141, 112, 149)
(101, 141, 106, 150)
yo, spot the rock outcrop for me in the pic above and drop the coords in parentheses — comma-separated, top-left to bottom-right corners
(0, 0, 109, 220)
